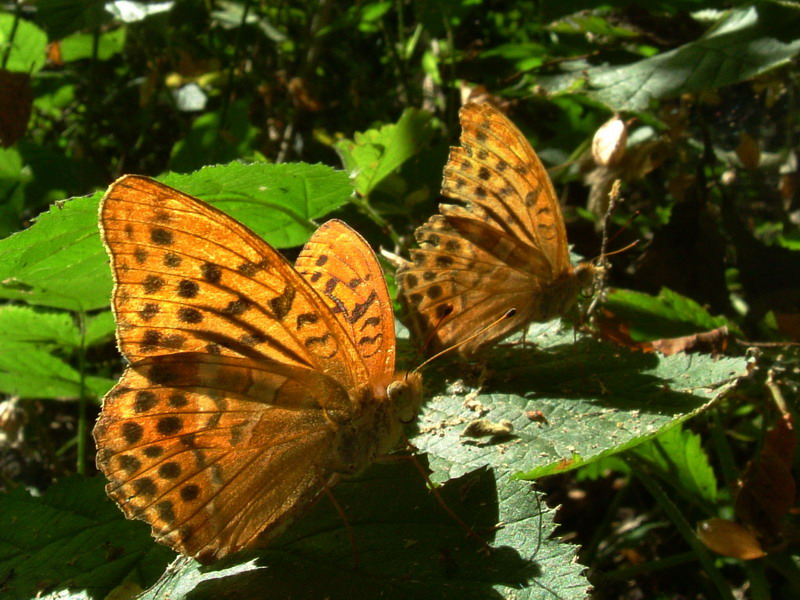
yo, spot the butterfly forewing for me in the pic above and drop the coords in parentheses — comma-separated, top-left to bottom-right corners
(295, 220, 396, 393)
(99, 175, 368, 388)
(397, 102, 594, 356)
(442, 103, 571, 272)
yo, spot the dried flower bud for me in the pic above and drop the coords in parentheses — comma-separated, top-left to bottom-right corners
(592, 116, 628, 167)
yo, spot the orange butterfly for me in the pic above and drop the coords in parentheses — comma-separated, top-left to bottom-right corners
(397, 102, 596, 357)
(94, 175, 422, 564)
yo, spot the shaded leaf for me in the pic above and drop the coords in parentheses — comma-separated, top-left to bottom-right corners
(0, 476, 174, 600)
(336, 108, 434, 196)
(412, 323, 745, 481)
(539, 5, 800, 111)
(169, 100, 259, 173)
(0, 71, 33, 148)
(736, 412, 796, 537)
(135, 460, 587, 600)
(34, 0, 110, 40)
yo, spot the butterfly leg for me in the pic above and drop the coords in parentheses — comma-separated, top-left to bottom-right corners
(382, 441, 493, 553)
(320, 477, 360, 570)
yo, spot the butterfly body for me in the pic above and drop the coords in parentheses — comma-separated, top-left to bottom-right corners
(398, 102, 596, 356)
(94, 175, 421, 564)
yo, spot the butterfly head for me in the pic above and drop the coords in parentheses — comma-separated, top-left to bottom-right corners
(388, 370, 424, 424)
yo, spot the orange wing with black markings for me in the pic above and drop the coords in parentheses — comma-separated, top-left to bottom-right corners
(397, 103, 596, 357)
(94, 175, 421, 563)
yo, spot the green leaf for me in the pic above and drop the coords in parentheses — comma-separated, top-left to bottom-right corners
(0, 341, 82, 398)
(547, 12, 638, 39)
(411, 323, 746, 481)
(0, 476, 174, 600)
(58, 27, 127, 62)
(0, 305, 80, 348)
(604, 287, 743, 341)
(360, 1, 392, 23)
(0, 162, 353, 311)
(480, 43, 547, 72)
(336, 108, 434, 196)
(0, 192, 110, 312)
(31, 73, 77, 118)
(631, 424, 718, 505)
(84, 309, 115, 347)
(169, 100, 259, 173)
(34, 0, 110, 40)
(539, 4, 800, 111)
(0, 14, 47, 74)
(135, 460, 588, 599)
(0, 305, 115, 400)
(159, 162, 353, 248)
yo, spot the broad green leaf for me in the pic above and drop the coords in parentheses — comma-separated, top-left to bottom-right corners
(160, 162, 353, 247)
(136, 460, 587, 599)
(0, 476, 174, 600)
(336, 108, 434, 196)
(0, 305, 80, 348)
(0, 341, 102, 399)
(169, 100, 259, 173)
(631, 424, 718, 505)
(411, 323, 746, 481)
(85, 374, 116, 398)
(84, 309, 115, 347)
(604, 287, 743, 340)
(0, 193, 110, 312)
(58, 27, 127, 62)
(539, 4, 800, 111)
(0, 14, 47, 74)
(0, 162, 353, 311)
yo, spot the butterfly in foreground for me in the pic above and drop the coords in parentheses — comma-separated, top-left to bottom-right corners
(397, 102, 597, 357)
(94, 175, 422, 564)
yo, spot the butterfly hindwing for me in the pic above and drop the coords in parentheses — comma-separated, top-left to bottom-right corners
(95, 353, 350, 563)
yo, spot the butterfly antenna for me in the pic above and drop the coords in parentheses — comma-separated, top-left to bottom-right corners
(590, 182, 640, 264)
(412, 308, 517, 374)
(404, 305, 455, 378)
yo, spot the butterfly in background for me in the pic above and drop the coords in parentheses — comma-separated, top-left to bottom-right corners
(94, 175, 422, 564)
(397, 102, 597, 357)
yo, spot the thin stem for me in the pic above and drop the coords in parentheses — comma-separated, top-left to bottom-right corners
(76, 310, 88, 475)
(628, 455, 735, 600)
(217, 0, 253, 158)
(350, 194, 401, 247)
(1, 0, 21, 70)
